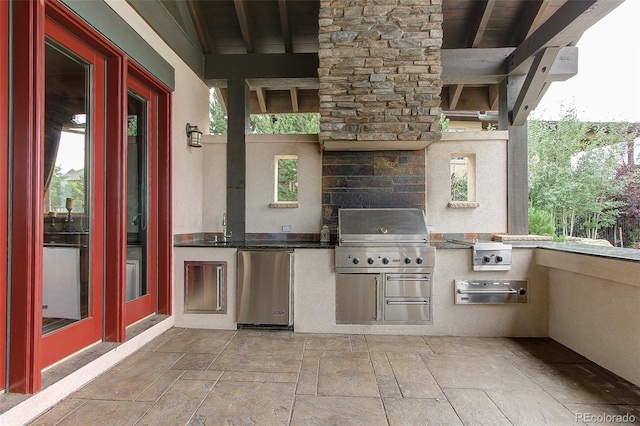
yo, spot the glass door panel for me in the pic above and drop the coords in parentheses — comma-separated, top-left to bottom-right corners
(125, 75, 157, 326)
(42, 41, 91, 334)
(126, 92, 148, 302)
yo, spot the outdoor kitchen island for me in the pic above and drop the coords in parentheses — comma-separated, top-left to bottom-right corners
(174, 239, 548, 337)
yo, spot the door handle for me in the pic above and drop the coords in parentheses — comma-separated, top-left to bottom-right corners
(215, 265, 223, 311)
(386, 300, 429, 305)
(457, 289, 517, 295)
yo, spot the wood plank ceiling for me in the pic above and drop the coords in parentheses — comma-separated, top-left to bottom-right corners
(129, 0, 623, 119)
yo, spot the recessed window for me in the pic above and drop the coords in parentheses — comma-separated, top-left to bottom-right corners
(272, 155, 298, 207)
(449, 154, 478, 208)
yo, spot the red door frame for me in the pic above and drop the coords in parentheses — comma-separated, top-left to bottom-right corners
(38, 17, 106, 369)
(10, 0, 46, 394)
(1, 0, 10, 392)
(127, 61, 172, 320)
(8, 0, 173, 392)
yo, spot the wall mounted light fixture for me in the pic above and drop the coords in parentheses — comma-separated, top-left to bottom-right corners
(186, 123, 202, 147)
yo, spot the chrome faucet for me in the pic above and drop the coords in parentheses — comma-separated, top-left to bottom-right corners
(222, 213, 232, 242)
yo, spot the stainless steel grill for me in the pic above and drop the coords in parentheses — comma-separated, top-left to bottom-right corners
(334, 208, 435, 325)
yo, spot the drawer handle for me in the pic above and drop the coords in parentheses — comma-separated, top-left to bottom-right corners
(457, 289, 516, 295)
(386, 300, 429, 305)
(387, 277, 430, 282)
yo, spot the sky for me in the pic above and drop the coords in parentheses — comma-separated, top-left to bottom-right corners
(531, 0, 640, 123)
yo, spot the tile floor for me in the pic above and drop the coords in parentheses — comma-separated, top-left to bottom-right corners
(29, 328, 640, 425)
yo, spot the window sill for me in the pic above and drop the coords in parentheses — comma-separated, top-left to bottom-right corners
(269, 202, 299, 209)
(448, 201, 480, 209)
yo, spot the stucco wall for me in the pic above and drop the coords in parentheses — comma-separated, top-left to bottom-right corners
(106, 0, 210, 235)
(426, 131, 508, 233)
(245, 135, 322, 234)
(201, 135, 227, 232)
(537, 249, 640, 387)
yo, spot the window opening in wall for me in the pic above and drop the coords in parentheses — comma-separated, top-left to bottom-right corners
(450, 154, 477, 207)
(275, 155, 298, 204)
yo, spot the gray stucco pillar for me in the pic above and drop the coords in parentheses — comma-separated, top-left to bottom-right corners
(226, 78, 250, 241)
(499, 75, 529, 235)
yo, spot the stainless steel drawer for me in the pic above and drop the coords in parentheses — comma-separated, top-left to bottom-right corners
(384, 298, 430, 322)
(385, 274, 431, 297)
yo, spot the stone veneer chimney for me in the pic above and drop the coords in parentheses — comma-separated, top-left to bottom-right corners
(318, 0, 443, 148)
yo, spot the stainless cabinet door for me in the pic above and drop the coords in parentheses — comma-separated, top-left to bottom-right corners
(336, 273, 380, 324)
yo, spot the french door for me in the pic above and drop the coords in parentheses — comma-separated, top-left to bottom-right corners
(125, 75, 158, 326)
(39, 17, 105, 367)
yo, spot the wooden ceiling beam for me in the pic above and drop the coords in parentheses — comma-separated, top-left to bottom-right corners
(442, 46, 576, 85)
(512, 47, 560, 125)
(448, 84, 464, 110)
(256, 87, 267, 113)
(488, 84, 499, 111)
(185, 0, 215, 54)
(507, 0, 623, 75)
(468, 0, 496, 48)
(278, 0, 293, 53)
(509, 0, 551, 46)
(290, 87, 299, 112)
(234, 0, 255, 53)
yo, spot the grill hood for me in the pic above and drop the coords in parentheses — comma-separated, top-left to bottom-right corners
(337, 208, 429, 246)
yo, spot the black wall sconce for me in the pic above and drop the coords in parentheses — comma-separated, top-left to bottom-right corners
(186, 123, 202, 147)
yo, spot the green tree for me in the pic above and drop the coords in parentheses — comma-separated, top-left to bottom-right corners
(277, 158, 298, 202)
(209, 89, 319, 135)
(209, 89, 228, 135)
(528, 108, 629, 240)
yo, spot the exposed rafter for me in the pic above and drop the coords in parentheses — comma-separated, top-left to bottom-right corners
(234, 0, 255, 53)
(278, 0, 293, 53)
(256, 87, 267, 113)
(448, 84, 464, 110)
(507, 0, 623, 75)
(185, 0, 214, 54)
(468, 0, 496, 48)
(290, 87, 299, 112)
(509, 0, 551, 46)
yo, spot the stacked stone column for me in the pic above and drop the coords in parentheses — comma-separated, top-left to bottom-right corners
(318, 0, 443, 146)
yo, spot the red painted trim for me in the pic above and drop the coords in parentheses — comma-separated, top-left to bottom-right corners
(157, 93, 172, 315)
(39, 17, 106, 369)
(104, 56, 127, 343)
(10, 0, 45, 393)
(0, 0, 10, 392)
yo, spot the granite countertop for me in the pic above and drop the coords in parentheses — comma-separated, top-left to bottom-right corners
(175, 240, 335, 249)
(539, 243, 640, 262)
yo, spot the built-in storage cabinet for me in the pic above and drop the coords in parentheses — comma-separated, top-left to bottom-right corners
(184, 261, 227, 314)
(336, 273, 380, 323)
(336, 272, 432, 325)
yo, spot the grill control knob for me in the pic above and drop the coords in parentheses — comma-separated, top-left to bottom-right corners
(367, 257, 375, 265)
(483, 255, 492, 263)
(495, 255, 503, 263)
(519, 288, 527, 296)
(352, 257, 360, 265)
(382, 257, 390, 265)
(416, 257, 424, 265)
(404, 257, 412, 264)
